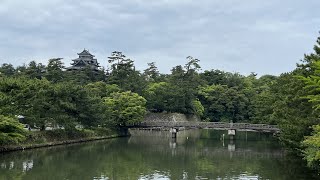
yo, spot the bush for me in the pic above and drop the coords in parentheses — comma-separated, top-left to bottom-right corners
(0, 115, 26, 145)
(43, 129, 95, 141)
(91, 127, 116, 136)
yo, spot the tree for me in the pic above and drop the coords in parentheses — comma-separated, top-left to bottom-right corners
(184, 56, 201, 75)
(0, 77, 58, 130)
(144, 82, 170, 112)
(166, 56, 204, 115)
(15, 65, 27, 76)
(104, 91, 146, 126)
(200, 70, 246, 89)
(65, 66, 106, 85)
(197, 85, 249, 122)
(272, 35, 320, 150)
(0, 77, 105, 130)
(45, 58, 65, 83)
(85, 82, 120, 98)
(0, 115, 26, 145)
(249, 75, 278, 124)
(108, 51, 128, 65)
(302, 125, 320, 171)
(296, 35, 320, 76)
(143, 62, 160, 82)
(271, 72, 316, 149)
(192, 99, 204, 117)
(59, 83, 102, 129)
(0, 77, 30, 117)
(297, 60, 320, 172)
(25, 61, 46, 79)
(0, 63, 15, 76)
(300, 61, 320, 111)
(107, 51, 146, 94)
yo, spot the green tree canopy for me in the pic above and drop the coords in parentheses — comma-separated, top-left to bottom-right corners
(104, 91, 146, 127)
(0, 63, 15, 77)
(45, 58, 65, 83)
(0, 115, 26, 145)
(303, 125, 320, 171)
(107, 51, 146, 94)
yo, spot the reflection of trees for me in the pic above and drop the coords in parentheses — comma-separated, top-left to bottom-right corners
(0, 130, 318, 179)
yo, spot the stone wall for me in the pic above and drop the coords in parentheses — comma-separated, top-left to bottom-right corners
(143, 112, 200, 122)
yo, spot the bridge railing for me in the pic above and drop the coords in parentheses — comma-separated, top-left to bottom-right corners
(137, 121, 280, 132)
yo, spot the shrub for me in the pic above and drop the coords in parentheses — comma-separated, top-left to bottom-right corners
(0, 115, 26, 145)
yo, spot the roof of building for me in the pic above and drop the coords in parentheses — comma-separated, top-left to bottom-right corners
(66, 49, 100, 71)
(78, 49, 94, 57)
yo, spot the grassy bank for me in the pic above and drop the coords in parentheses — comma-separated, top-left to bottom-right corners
(0, 128, 128, 153)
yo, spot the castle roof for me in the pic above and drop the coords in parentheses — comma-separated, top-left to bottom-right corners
(78, 49, 94, 57)
(66, 49, 100, 71)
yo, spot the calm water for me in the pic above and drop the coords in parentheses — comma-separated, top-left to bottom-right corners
(0, 129, 318, 180)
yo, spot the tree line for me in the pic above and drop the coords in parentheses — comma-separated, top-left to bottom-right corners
(1, 36, 320, 172)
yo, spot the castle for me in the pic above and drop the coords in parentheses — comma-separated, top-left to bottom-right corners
(66, 49, 100, 71)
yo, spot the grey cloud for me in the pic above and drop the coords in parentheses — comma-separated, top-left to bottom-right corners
(0, 0, 319, 75)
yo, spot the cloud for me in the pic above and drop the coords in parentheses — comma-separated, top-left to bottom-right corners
(0, 0, 319, 75)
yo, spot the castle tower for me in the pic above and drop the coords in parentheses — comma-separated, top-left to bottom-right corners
(66, 49, 100, 71)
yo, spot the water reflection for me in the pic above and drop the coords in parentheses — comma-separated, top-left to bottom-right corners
(22, 160, 33, 172)
(0, 129, 318, 180)
(139, 171, 170, 180)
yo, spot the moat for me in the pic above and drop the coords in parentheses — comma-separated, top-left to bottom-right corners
(0, 129, 318, 180)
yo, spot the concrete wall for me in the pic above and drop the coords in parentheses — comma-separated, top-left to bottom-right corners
(143, 112, 200, 122)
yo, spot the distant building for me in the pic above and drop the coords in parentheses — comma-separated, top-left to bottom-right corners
(66, 49, 100, 71)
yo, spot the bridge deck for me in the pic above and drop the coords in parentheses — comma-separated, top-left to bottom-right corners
(132, 121, 280, 133)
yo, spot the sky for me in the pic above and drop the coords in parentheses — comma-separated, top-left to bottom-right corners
(0, 0, 319, 75)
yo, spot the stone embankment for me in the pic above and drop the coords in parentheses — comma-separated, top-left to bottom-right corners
(0, 134, 125, 153)
(135, 112, 200, 131)
(143, 112, 200, 122)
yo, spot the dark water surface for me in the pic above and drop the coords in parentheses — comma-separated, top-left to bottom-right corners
(0, 129, 318, 180)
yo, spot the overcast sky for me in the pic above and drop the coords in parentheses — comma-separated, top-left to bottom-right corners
(0, 0, 319, 75)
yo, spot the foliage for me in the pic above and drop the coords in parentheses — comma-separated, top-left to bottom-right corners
(271, 72, 316, 149)
(25, 61, 46, 79)
(250, 75, 278, 124)
(143, 62, 160, 82)
(104, 91, 147, 126)
(85, 82, 120, 98)
(65, 67, 106, 85)
(297, 57, 320, 171)
(191, 99, 204, 117)
(143, 82, 170, 112)
(166, 56, 203, 115)
(303, 125, 320, 170)
(300, 61, 320, 111)
(200, 70, 246, 88)
(107, 51, 147, 94)
(197, 85, 249, 122)
(0, 77, 105, 130)
(270, 36, 320, 153)
(0, 115, 26, 145)
(45, 58, 65, 83)
(0, 63, 15, 76)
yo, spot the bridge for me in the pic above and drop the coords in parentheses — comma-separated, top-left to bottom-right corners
(130, 121, 280, 133)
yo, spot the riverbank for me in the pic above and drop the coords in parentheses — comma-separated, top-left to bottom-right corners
(0, 128, 128, 153)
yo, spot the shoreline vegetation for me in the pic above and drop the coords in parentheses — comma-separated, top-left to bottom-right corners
(1, 35, 320, 173)
(0, 128, 127, 153)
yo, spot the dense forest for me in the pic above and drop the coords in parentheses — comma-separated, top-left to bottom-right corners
(1, 36, 320, 172)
